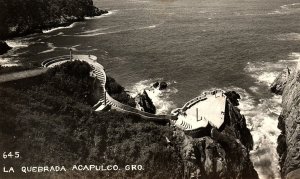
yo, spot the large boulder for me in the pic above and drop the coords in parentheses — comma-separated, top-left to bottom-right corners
(152, 81, 168, 90)
(270, 68, 290, 95)
(136, 90, 156, 114)
(0, 41, 11, 55)
(224, 91, 240, 106)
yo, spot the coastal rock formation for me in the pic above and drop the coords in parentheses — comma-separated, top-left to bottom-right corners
(0, 0, 107, 39)
(270, 67, 291, 95)
(0, 41, 11, 55)
(272, 66, 300, 178)
(224, 91, 241, 106)
(175, 91, 258, 178)
(135, 90, 156, 114)
(153, 81, 168, 90)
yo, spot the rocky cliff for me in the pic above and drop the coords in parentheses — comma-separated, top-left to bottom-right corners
(175, 91, 258, 178)
(272, 65, 300, 178)
(135, 90, 156, 114)
(0, 0, 107, 53)
(0, 41, 11, 55)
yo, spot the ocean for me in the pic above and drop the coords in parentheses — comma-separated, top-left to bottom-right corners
(1, 0, 300, 178)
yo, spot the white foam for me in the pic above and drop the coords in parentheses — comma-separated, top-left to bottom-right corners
(0, 57, 20, 67)
(245, 62, 282, 86)
(5, 40, 29, 48)
(84, 10, 118, 20)
(277, 33, 300, 41)
(42, 23, 76, 33)
(80, 27, 111, 34)
(128, 79, 178, 114)
(244, 55, 300, 86)
(1, 63, 20, 67)
(225, 87, 281, 179)
(38, 43, 80, 54)
(74, 24, 159, 37)
(270, 3, 300, 15)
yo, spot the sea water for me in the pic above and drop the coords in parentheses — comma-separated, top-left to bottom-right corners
(1, 0, 300, 178)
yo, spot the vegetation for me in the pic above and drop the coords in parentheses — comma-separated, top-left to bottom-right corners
(106, 76, 137, 107)
(0, 61, 184, 178)
(0, 65, 36, 75)
(0, 0, 107, 39)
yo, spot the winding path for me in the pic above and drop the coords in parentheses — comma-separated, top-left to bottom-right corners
(0, 68, 48, 83)
(42, 54, 174, 122)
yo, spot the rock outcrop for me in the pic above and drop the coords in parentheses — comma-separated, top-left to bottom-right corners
(153, 81, 168, 90)
(272, 66, 300, 178)
(174, 91, 258, 178)
(224, 91, 240, 106)
(0, 0, 108, 40)
(0, 41, 11, 55)
(135, 90, 156, 114)
(270, 67, 291, 95)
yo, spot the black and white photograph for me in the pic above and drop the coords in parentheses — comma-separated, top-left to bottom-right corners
(0, 0, 300, 178)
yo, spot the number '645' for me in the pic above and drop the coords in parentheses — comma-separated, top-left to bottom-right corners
(3, 152, 20, 159)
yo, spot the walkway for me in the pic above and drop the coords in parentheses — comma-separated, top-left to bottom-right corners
(0, 68, 48, 83)
(42, 54, 173, 122)
(172, 90, 226, 131)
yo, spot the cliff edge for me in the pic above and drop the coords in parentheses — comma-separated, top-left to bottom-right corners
(175, 91, 258, 178)
(271, 65, 300, 178)
(0, 0, 107, 53)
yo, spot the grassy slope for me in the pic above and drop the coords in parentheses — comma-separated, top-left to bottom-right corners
(0, 61, 183, 178)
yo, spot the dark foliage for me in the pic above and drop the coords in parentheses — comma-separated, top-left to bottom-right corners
(0, 40, 11, 55)
(0, 0, 108, 39)
(0, 64, 35, 75)
(0, 62, 183, 178)
(106, 76, 136, 107)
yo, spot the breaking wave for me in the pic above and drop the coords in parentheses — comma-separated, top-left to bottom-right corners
(84, 10, 119, 20)
(277, 33, 300, 41)
(5, 40, 29, 48)
(0, 57, 20, 67)
(38, 43, 81, 54)
(241, 52, 300, 179)
(223, 87, 282, 179)
(128, 78, 178, 114)
(42, 23, 76, 33)
(269, 3, 300, 15)
(73, 24, 159, 37)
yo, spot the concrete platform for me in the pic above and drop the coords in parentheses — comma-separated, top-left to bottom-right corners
(175, 90, 226, 131)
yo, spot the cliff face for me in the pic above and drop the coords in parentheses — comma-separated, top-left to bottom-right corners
(273, 66, 300, 178)
(0, 41, 11, 55)
(176, 91, 258, 178)
(0, 0, 107, 39)
(135, 90, 156, 114)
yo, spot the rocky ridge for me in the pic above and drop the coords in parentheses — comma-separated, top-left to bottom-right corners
(172, 91, 258, 178)
(271, 65, 300, 178)
(0, 0, 108, 54)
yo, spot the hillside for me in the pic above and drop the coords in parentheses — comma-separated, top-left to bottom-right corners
(0, 61, 258, 178)
(0, 0, 107, 39)
(271, 66, 300, 178)
(0, 0, 107, 54)
(0, 62, 184, 178)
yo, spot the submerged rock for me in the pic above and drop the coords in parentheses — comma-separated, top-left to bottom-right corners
(0, 41, 11, 55)
(135, 90, 156, 114)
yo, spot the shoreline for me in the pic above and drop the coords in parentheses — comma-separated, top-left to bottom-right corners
(0, 10, 109, 56)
